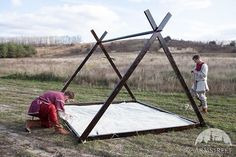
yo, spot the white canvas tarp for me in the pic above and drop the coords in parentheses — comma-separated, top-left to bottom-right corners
(60, 102, 194, 137)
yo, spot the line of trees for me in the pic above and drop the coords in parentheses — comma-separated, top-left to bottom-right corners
(0, 35, 81, 46)
(0, 43, 36, 58)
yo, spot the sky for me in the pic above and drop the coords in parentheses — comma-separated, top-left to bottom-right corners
(0, 0, 235, 42)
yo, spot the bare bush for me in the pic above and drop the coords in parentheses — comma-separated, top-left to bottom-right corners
(0, 36, 81, 46)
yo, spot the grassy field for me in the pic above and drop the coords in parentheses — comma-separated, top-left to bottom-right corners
(0, 78, 235, 157)
(0, 50, 235, 156)
(0, 52, 236, 95)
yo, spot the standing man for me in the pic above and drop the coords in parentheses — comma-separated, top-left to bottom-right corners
(191, 55, 209, 113)
(25, 90, 74, 134)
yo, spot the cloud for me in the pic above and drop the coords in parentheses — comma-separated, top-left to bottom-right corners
(167, 20, 236, 41)
(128, 0, 151, 3)
(1, 0, 234, 42)
(11, 0, 22, 6)
(198, 24, 236, 41)
(160, 0, 212, 10)
(0, 4, 124, 42)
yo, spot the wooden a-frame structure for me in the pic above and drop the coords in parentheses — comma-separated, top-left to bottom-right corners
(61, 10, 205, 143)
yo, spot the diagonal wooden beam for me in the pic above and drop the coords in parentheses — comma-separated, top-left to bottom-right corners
(157, 33, 205, 126)
(79, 29, 161, 143)
(144, 9, 172, 31)
(145, 9, 205, 126)
(61, 31, 107, 92)
(144, 9, 158, 30)
(91, 30, 136, 101)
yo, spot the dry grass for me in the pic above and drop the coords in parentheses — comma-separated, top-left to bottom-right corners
(0, 52, 236, 94)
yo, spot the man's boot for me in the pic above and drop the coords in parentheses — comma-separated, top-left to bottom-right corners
(25, 120, 41, 133)
(54, 124, 70, 135)
(201, 100, 208, 113)
(202, 107, 208, 113)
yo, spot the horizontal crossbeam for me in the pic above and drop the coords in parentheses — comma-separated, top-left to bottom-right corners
(102, 30, 159, 43)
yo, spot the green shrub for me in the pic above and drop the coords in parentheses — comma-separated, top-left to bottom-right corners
(0, 43, 36, 58)
(0, 44, 8, 58)
(1, 72, 64, 82)
(23, 45, 37, 56)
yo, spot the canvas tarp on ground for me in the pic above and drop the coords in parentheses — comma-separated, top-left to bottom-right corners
(60, 102, 197, 139)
